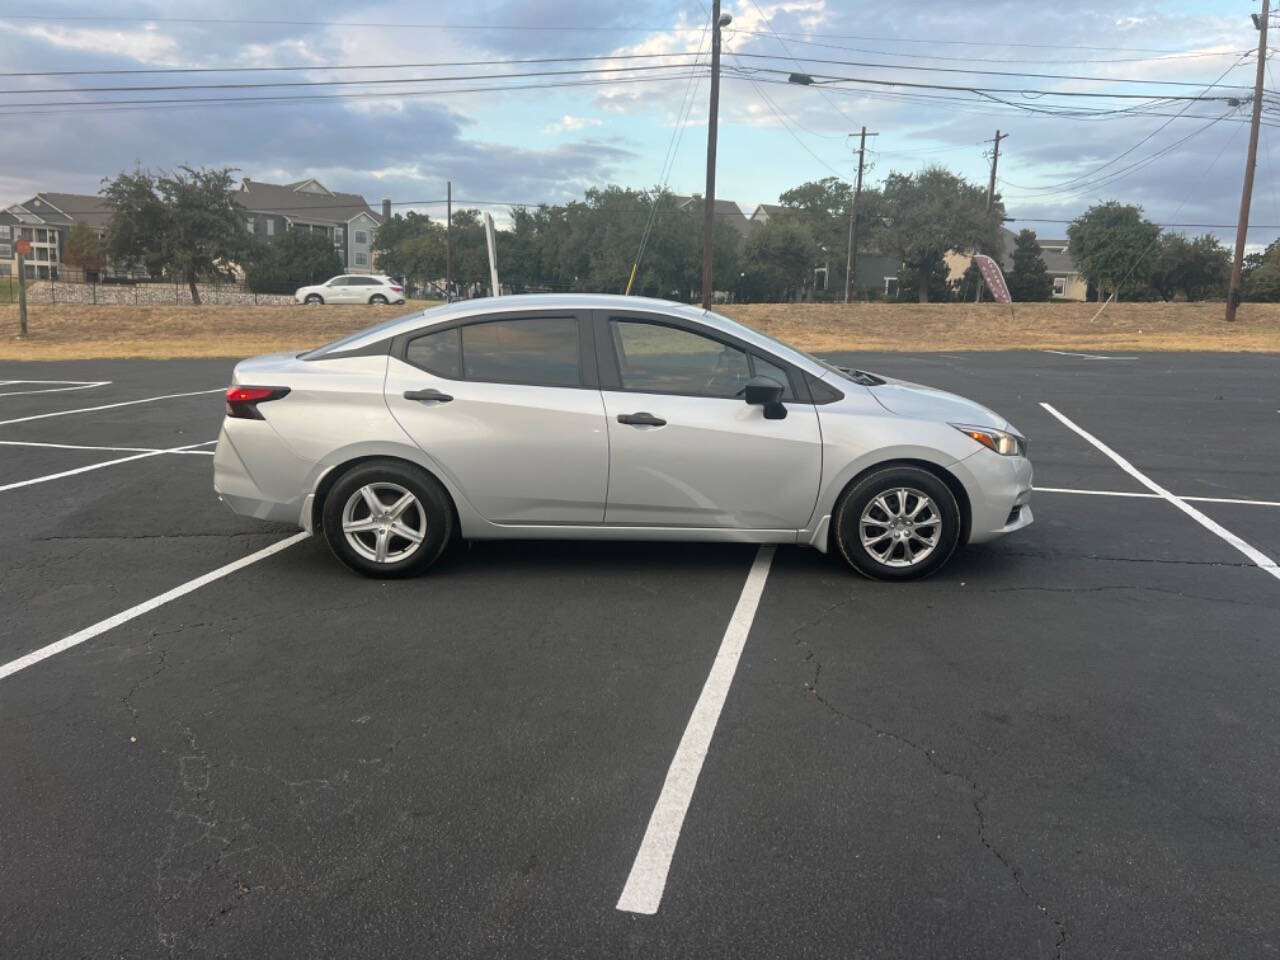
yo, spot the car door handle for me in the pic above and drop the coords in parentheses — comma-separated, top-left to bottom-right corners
(617, 412, 666, 427)
(404, 388, 453, 403)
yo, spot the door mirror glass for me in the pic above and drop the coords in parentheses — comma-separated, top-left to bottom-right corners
(742, 375, 787, 420)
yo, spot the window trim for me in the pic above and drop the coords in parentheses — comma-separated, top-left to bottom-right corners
(1052, 276, 1067, 297)
(395, 310, 598, 390)
(592, 310, 809, 403)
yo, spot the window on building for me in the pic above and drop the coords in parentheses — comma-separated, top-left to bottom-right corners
(0, 243, 10, 260)
(1053, 276, 1067, 297)
(884, 277, 900, 298)
(266, 219, 275, 236)
(355, 230, 368, 244)
(334, 227, 344, 243)
(246, 216, 255, 233)
(355, 252, 367, 266)
(0, 263, 10, 277)
(462, 317, 581, 386)
(0, 225, 9, 240)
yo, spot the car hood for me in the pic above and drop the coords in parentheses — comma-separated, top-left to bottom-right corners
(864, 376, 1010, 430)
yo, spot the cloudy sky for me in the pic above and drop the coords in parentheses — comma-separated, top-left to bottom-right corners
(1, 1, 1274, 247)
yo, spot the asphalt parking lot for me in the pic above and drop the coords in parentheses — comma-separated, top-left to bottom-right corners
(1, 351, 1277, 959)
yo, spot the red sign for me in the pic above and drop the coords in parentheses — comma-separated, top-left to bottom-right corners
(973, 254, 1012, 304)
(16, 239, 32, 255)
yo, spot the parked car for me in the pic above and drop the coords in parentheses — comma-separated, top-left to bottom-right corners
(214, 294, 1032, 580)
(295, 275, 405, 305)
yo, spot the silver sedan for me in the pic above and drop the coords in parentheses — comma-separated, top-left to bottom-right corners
(213, 294, 1032, 580)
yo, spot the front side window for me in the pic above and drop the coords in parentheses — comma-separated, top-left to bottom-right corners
(462, 317, 579, 386)
(328, 277, 349, 287)
(609, 320, 792, 399)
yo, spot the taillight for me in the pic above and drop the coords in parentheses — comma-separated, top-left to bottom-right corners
(390, 285, 403, 292)
(225, 385, 290, 420)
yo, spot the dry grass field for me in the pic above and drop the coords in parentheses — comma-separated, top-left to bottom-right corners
(1, 300, 1279, 360)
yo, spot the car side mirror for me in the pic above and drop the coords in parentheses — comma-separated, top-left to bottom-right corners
(742, 375, 787, 420)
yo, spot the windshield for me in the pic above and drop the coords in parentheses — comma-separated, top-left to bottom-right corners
(299, 307, 428, 359)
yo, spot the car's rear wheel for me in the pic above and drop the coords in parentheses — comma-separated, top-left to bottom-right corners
(321, 461, 453, 578)
(369, 294, 388, 305)
(304, 294, 323, 304)
(832, 466, 960, 581)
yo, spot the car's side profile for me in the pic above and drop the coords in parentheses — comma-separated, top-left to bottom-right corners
(214, 294, 1032, 580)
(294, 274, 406, 305)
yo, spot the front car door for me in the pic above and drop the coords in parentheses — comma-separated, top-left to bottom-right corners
(597, 311, 823, 530)
(384, 310, 609, 524)
(326, 276, 353, 303)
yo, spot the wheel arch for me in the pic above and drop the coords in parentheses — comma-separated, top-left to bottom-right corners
(311, 454, 461, 538)
(828, 457, 972, 550)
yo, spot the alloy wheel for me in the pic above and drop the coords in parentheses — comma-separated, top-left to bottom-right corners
(341, 482, 427, 564)
(859, 487, 941, 567)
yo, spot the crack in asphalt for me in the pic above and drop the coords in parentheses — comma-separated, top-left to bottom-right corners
(791, 608, 1069, 959)
(984, 584, 1278, 608)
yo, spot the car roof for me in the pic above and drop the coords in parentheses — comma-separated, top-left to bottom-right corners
(305, 293, 827, 374)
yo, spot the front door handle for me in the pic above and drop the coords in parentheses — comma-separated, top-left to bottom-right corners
(617, 412, 666, 427)
(404, 388, 453, 403)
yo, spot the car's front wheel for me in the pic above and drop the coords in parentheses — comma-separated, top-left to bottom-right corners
(304, 293, 323, 304)
(832, 466, 961, 581)
(321, 460, 454, 578)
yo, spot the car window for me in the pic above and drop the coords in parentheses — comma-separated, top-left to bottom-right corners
(461, 317, 580, 387)
(328, 277, 349, 287)
(750, 353, 796, 400)
(356, 277, 380, 285)
(610, 320, 792, 399)
(406, 328, 461, 379)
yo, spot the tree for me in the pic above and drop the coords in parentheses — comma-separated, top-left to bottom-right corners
(62, 221, 108, 277)
(1007, 229, 1053, 301)
(1150, 233, 1229, 301)
(1066, 201, 1161, 302)
(101, 165, 250, 304)
(373, 211, 447, 292)
(1244, 238, 1280, 302)
(777, 178, 887, 296)
(244, 230, 342, 294)
(740, 219, 817, 301)
(873, 166, 1002, 303)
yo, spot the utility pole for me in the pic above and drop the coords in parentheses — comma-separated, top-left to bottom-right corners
(844, 126, 878, 303)
(16, 250, 28, 338)
(701, 1, 730, 310)
(976, 129, 1010, 303)
(1227, 0, 1270, 322)
(445, 181, 453, 302)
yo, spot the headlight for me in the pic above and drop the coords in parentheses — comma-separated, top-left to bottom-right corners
(952, 423, 1027, 457)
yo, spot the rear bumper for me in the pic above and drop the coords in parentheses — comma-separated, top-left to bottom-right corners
(952, 450, 1034, 544)
(212, 423, 307, 527)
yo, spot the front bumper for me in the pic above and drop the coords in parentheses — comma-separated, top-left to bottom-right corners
(951, 450, 1034, 544)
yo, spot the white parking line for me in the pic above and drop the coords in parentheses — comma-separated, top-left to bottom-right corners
(0, 439, 215, 456)
(1043, 350, 1139, 361)
(1041, 403, 1280, 580)
(0, 533, 310, 683)
(0, 441, 216, 492)
(0, 388, 223, 427)
(617, 545, 776, 915)
(1036, 486, 1280, 509)
(0, 380, 111, 397)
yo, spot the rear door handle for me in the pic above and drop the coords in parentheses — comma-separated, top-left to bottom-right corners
(404, 388, 453, 403)
(617, 412, 666, 427)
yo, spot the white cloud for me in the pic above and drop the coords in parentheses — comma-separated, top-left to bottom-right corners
(543, 114, 604, 133)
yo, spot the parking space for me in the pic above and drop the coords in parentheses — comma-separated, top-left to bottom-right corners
(1, 352, 1277, 958)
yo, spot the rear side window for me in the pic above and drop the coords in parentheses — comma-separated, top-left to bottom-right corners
(461, 317, 580, 387)
(406, 328, 461, 378)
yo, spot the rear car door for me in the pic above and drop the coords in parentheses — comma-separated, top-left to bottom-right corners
(597, 312, 823, 529)
(384, 310, 609, 523)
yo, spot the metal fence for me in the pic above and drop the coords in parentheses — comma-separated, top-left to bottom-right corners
(1, 276, 294, 306)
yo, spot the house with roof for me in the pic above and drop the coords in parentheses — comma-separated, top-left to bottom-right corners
(235, 178, 387, 272)
(748, 202, 902, 299)
(946, 227, 1087, 301)
(670, 195, 754, 240)
(0, 192, 113, 281)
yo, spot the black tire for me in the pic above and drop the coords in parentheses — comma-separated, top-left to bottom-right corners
(305, 294, 324, 304)
(369, 294, 388, 305)
(321, 460, 454, 578)
(832, 465, 961, 581)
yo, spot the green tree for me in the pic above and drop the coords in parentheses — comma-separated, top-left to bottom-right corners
(740, 218, 817, 301)
(873, 166, 1002, 303)
(1244, 238, 1280, 301)
(1066, 201, 1161, 302)
(1007, 229, 1053, 301)
(62, 221, 108, 277)
(101, 165, 249, 304)
(244, 230, 342, 294)
(777, 178, 886, 296)
(1150, 233, 1229, 301)
(372, 211, 447, 293)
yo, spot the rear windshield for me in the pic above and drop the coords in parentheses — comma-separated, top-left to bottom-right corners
(299, 308, 426, 359)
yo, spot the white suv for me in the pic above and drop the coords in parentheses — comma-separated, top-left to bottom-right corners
(295, 275, 406, 305)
